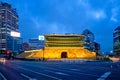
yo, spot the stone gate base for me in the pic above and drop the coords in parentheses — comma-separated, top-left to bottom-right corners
(16, 47, 96, 60)
(44, 47, 96, 59)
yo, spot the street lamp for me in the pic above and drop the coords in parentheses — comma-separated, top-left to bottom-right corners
(38, 35, 45, 61)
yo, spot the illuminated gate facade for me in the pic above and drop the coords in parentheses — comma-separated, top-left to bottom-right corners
(43, 34, 96, 59)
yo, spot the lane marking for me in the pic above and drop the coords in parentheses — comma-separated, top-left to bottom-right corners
(11, 62, 100, 78)
(70, 69, 80, 71)
(97, 72, 111, 80)
(0, 72, 7, 80)
(21, 73, 37, 80)
(45, 70, 69, 76)
(55, 72, 69, 76)
(18, 67, 62, 80)
(19, 64, 98, 77)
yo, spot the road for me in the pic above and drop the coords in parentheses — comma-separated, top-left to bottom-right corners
(0, 59, 120, 80)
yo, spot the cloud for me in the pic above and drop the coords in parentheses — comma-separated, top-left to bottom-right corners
(77, 0, 89, 8)
(31, 17, 42, 28)
(31, 17, 68, 34)
(77, 0, 106, 20)
(48, 23, 67, 33)
(111, 17, 117, 22)
(110, 7, 118, 22)
(90, 10, 106, 20)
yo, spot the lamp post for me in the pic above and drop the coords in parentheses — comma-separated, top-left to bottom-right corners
(38, 35, 45, 61)
(43, 47, 44, 61)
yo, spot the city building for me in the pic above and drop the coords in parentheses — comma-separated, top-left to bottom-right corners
(82, 29, 95, 52)
(113, 26, 120, 56)
(23, 42, 29, 51)
(94, 42, 100, 55)
(0, 2, 23, 55)
(82, 29, 100, 56)
(29, 38, 45, 50)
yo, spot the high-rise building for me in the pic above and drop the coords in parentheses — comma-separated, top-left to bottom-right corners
(113, 26, 120, 56)
(0, 2, 23, 55)
(82, 29, 95, 52)
(82, 29, 100, 55)
(94, 42, 100, 55)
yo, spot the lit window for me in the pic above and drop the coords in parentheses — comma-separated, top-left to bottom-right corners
(2, 39, 6, 43)
(1, 48, 6, 50)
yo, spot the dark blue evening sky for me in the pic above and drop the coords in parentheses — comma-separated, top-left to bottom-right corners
(1, 0, 120, 52)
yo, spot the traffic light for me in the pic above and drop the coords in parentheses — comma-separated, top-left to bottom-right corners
(6, 50, 10, 55)
(5, 50, 12, 59)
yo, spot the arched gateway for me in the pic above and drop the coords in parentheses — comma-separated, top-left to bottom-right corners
(61, 52, 67, 58)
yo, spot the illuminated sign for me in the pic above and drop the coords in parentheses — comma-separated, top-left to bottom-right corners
(38, 35, 44, 40)
(10, 31, 20, 37)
